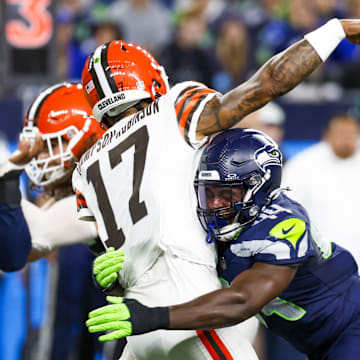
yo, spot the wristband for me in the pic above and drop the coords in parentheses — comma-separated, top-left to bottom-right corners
(0, 170, 22, 208)
(304, 18, 345, 62)
(124, 299, 170, 334)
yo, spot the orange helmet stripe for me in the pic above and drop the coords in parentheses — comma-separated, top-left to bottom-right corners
(26, 82, 68, 127)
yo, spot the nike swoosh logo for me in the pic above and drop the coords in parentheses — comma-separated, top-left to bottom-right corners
(282, 224, 295, 235)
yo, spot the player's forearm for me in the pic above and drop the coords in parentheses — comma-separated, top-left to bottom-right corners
(229, 40, 321, 113)
(263, 39, 322, 98)
(198, 40, 321, 135)
(200, 19, 348, 135)
(168, 287, 257, 330)
(251, 18, 347, 101)
(168, 263, 295, 330)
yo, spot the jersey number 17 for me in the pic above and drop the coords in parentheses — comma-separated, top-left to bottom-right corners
(86, 126, 149, 249)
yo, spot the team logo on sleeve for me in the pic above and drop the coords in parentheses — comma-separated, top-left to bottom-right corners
(269, 218, 306, 249)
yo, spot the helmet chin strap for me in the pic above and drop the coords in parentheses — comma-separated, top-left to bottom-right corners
(216, 222, 242, 242)
(211, 212, 243, 243)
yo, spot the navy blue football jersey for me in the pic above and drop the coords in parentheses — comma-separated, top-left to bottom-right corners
(218, 192, 360, 356)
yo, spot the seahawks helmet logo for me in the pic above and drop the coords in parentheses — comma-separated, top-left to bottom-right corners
(254, 145, 282, 171)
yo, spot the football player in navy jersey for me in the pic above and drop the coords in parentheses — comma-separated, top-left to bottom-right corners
(0, 135, 42, 271)
(86, 128, 360, 360)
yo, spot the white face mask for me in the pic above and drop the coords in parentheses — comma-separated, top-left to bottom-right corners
(23, 122, 88, 187)
(24, 117, 94, 187)
(25, 131, 72, 187)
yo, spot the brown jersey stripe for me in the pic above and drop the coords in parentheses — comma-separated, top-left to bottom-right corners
(75, 189, 86, 201)
(174, 85, 199, 109)
(178, 89, 215, 144)
(77, 198, 87, 206)
(178, 88, 215, 131)
(75, 189, 88, 211)
(196, 330, 234, 359)
(175, 86, 204, 119)
(77, 203, 87, 210)
(183, 92, 212, 146)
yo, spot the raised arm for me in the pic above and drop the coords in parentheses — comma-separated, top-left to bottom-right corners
(197, 40, 320, 136)
(196, 18, 360, 137)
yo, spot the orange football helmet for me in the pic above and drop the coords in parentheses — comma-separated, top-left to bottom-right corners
(81, 40, 169, 123)
(22, 82, 104, 186)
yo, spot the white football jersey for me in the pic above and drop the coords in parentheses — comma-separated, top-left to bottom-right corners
(21, 195, 97, 251)
(72, 81, 219, 288)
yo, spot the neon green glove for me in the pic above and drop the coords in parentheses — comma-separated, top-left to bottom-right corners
(93, 247, 125, 289)
(86, 296, 170, 342)
(86, 296, 132, 342)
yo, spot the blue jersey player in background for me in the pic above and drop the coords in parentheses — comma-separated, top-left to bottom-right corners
(0, 135, 42, 271)
(86, 128, 360, 360)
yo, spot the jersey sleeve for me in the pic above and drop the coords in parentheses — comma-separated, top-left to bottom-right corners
(72, 166, 95, 221)
(0, 204, 31, 271)
(253, 217, 312, 265)
(169, 81, 218, 149)
(21, 196, 97, 251)
(75, 189, 95, 221)
(231, 212, 314, 266)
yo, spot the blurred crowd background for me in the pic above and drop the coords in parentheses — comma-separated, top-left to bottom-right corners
(1, 0, 360, 359)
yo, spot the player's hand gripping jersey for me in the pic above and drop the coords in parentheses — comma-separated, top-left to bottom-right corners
(73, 82, 219, 288)
(219, 191, 360, 357)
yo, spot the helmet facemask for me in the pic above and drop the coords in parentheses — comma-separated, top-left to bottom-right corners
(194, 128, 283, 244)
(24, 119, 92, 187)
(21, 82, 104, 189)
(195, 179, 261, 243)
(25, 129, 72, 187)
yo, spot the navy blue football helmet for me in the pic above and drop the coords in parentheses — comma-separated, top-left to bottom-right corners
(195, 128, 283, 242)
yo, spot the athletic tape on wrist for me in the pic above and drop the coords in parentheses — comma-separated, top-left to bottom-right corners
(304, 18, 346, 62)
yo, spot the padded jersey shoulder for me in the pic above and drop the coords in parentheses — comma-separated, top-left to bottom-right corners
(230, 192, 314, 265)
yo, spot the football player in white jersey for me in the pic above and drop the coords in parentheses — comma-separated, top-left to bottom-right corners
(0, 82, 110, 358)
(74, 18, 357, 360)
(74, 42, 259, 360)
(0, 82, 105, 260)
